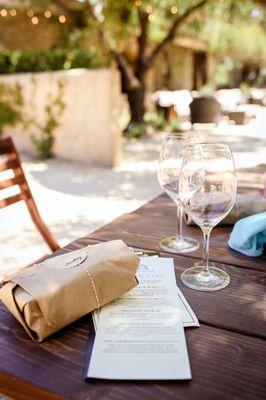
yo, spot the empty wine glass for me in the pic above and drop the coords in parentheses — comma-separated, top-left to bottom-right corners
(157, 133, 199, 253)
(179, 143, 237, 291)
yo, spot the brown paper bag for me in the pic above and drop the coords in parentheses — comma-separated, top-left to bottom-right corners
(185, 193, 266, 226)
(0, 240, 139, 342)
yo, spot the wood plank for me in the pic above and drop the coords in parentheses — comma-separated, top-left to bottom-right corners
(0, 303, 265, 400)
(172, 255, 266, 339)
(0, 174, 24, 189)
(13, 226, 264, 339)
(0, 192, 26, 209)
(52, 237, 266, 339)
(89, 194, 266, 271)
(0, 159, 19, 172)
(18, 237, 265, 339)
(0, 144, 13, 156)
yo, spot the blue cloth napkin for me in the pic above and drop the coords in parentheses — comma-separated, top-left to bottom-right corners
(228, 212, 266, 257)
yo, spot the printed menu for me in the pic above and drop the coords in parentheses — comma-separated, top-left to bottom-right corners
(87, 257, 192, 380)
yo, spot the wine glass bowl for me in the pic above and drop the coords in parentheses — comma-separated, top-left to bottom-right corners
(157, 133, 199, 254)
(179, 143, 237, 291)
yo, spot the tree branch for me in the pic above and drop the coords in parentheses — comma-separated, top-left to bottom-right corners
(52, 0, 140, 90)
(81, 1, 141, 90)
(145, 0, 208, 68)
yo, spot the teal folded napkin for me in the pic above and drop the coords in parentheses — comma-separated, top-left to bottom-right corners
(228, 212, 266, 257)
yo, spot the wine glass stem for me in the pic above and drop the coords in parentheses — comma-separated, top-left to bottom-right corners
(202, 230, 211, 273)
(177, 202, 183, 240)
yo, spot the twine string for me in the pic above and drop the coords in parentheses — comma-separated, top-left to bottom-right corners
(79, 264, 100, 309)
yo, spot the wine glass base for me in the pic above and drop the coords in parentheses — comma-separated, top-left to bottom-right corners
(159, 236, 199, 254)
(181, 266, 230, 291)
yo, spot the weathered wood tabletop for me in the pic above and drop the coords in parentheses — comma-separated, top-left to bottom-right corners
(1, 193, 266, 400)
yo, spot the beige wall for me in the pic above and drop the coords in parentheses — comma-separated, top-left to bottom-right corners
(0, 67, 122, 167)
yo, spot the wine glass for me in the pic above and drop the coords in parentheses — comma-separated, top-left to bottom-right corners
(179, 143, 237, 291)
(157, 133, 199, 253)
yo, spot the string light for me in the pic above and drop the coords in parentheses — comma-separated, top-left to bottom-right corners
(0, 9, 7, 17)
(10, 9, 17, 17)
(31, 16, 39, 25)
(148, 13, 155, 21)
(134, 0, 142, 7)
(59, 15, 66, 23)
(27, 10, 34, 18)
(146, 5, 153, 13)
(170, 6, 178, 14)
(44, 10, 52, 18)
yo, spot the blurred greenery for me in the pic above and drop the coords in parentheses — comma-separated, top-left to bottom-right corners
(168, 118, 182, 133)
(182, 1, 266, 61)
(124, 123, 146, 138)
(0, 101, 19, 135)
(0, 50, 105, 74)
(144, 112, 167, 130)
(0, 83, 23, 136)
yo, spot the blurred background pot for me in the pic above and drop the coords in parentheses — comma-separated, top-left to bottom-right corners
(190, 96, 222, 124)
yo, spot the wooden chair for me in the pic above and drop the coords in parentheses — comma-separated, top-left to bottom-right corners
(0, 137, 59, 252)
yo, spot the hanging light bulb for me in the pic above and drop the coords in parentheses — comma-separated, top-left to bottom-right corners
(10, 9, 17, 17)
(31, 16, 39, 25)
(148, 13, 155, 21)
(44, 10, 52, 18)
(134, 0, 142, 7)
(146, 5, 153, 14)
(171, 6, 178, 15)
(0, 9, 7, 17)
(27, 10, 34, 18)
(59, 15, 66, 23)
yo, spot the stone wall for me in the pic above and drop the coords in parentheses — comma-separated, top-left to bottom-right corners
(0, 67, 122, 167)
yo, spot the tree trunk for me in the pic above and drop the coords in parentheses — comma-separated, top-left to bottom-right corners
(127, 82, 145, 125)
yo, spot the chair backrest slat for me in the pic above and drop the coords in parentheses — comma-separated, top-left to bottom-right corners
(0, 144, 13, 156)
(0, 192, 27, 208)
(0, 174, 25, 190)
(0, 159, 19, 172)
(0, 137, 59, 252)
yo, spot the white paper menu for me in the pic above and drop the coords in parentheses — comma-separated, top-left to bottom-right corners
(92, 257, 199, 330)
(87, 257, 191, 380)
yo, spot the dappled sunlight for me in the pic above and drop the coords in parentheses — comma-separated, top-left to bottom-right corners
(239, 283, 266, 320)
(0, 109, 265, 275)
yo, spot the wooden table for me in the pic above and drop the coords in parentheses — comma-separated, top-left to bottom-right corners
(1, 194, 266, 400)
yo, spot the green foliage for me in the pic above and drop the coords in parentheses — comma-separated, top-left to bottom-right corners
(0, 78, 66, 158)
(85, 0, 204, 50)
(64, 50, 103, 69)
(182, 0, 266, 61)
(199, 84, 214, 95)
(30, 78, 66, 159)
(0, 101, 19, 135)
(31, 130, 55, 160)
(168, 118, 182, 133)
(0, 50, 105, 75)
(125, 123, 146, 138)
(239, 82, 251, 97)
(0, 52, 11, 74)
(0, 83, 23, 136)
(213, 58, 236, 87)
(144, 112, 167, 129)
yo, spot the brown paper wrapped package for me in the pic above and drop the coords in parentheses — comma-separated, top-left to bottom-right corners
(185, 194, 266, 226)
(0, 240, 140, 342)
